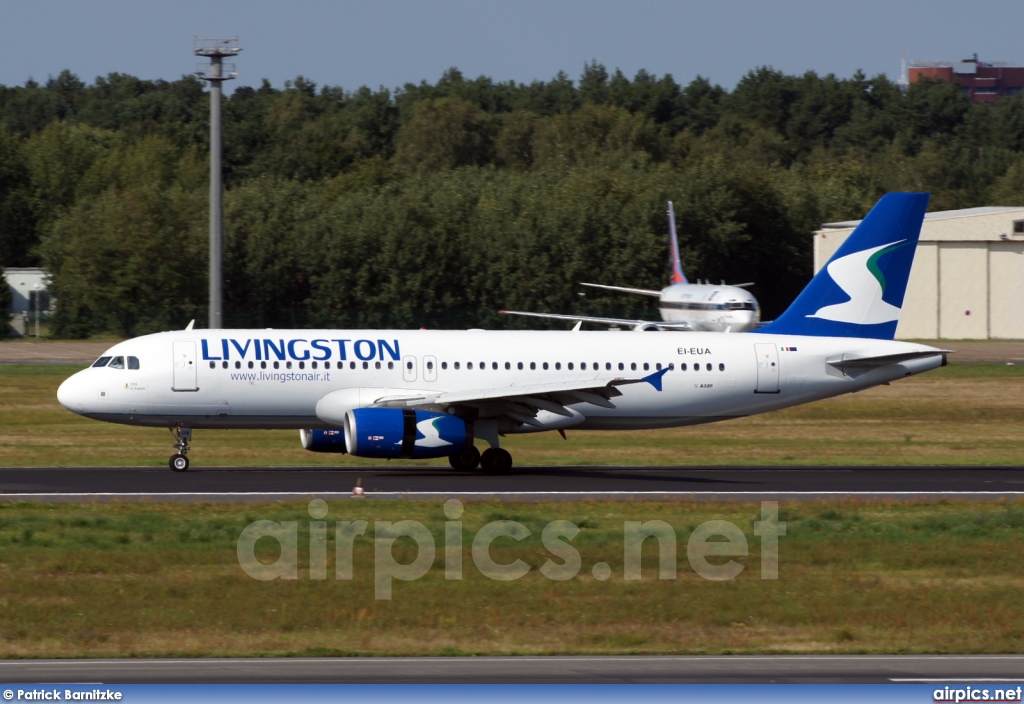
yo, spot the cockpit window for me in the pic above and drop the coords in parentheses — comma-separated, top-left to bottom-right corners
(108, 356, 125, 369)
(128, 356, 140, 370)
(92, 356, 112, 368)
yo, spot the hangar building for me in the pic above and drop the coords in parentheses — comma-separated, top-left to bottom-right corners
(814, 206, 1024, 340)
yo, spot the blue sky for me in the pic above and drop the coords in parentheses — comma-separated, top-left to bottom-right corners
(2, 0, 1021, 93)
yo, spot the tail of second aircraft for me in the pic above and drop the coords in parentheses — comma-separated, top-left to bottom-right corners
(667, 201, 688, 285)
(752, 192, 929, 340)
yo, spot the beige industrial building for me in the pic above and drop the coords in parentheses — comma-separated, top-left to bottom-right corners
(815, 206, 1024, 340)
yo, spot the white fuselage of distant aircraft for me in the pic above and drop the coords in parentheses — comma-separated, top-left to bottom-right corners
(502, 201, 761, 332)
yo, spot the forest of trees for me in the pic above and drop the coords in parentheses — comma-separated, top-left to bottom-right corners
(2, 62, 1024, 337)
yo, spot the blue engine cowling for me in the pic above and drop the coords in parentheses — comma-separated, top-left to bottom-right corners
(300, 428, 348, 453)
(344, 408, 470, 459)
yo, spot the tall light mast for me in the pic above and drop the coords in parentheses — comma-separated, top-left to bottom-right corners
(194, 37, 240, 329)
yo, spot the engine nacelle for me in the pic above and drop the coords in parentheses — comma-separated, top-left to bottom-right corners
(344, 408, 470, 459)
(299, 428, 348, 453)
(632, 322, 663, 332)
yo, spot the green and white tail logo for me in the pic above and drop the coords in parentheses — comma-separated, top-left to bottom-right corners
(808, 240, 911, 324)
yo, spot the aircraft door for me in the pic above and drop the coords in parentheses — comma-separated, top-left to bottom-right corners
(754, 343, 780, 394)
(424, 355, 438, 382)
(402, 355, 418, 382)
(172, 340, 199, 392)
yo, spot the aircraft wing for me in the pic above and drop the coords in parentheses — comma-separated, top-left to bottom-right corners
(368, 370, 670, 428)
(580, 282, 662, 297)
(500, 309, 693, 331)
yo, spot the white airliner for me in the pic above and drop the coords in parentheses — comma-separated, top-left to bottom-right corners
(501, 201, 761, 332)
(57, 193, 945, 473)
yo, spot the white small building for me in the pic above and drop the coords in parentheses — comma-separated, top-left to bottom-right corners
(4, 267, 51, 315)
(815, 207, 1024, 340)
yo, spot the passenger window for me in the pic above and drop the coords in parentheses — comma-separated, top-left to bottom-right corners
(681, 363, 688, 371)
(493, 362, 498, 370)
(543, 362, 549, 370)
(568, 362, 574, 370)
(286, 361, 292, 369)
(323, 361, 330, 369)
(92, 356, 112, 368)
(209, 361, 216, 369)
(375, 361, 381, 369)
(517, 362, 523, 370)
(555, 362, 561, 370)
(618, 363, 624, 371)
(719, 363, 725, 371)
(706, 363, 712, 371)
(530, 362, 536, 370)
(442, 362, 448, 370)
(260, 362, 267, 369)
(388, 361, 394, 370)
(273, 362, 280, 370)
(298, 362, 305, 370)
(427, 361, 434, 370)
(504, 362, 510, 370)
(350, 362, 356, 370)
(580, 363, 586, 370)
(108, 356, 125, 369)
(643, 363, 649, 371)
(630, 363, 637, 371)
(468, 362, 474, 370)
(655, 363, 661, 370)
(222, 361, 229, 369)
(248, 361, 254, 369)
(455, 362, 461, 370)
(362, 362, 368, 370)
(606, 363, 612, 371)
(406, 360, 413, 370)
(128, 356, 140, 370)
(235, 361, 241, 369)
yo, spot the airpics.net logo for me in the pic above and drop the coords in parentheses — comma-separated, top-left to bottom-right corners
(236, 500, 786, 600)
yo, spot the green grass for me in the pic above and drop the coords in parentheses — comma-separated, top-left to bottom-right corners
(0, 499, 1022, 657)
(2, 363, 1022, 467)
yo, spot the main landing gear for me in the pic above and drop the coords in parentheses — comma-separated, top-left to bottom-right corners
(169, 426, 192, 472)
(447, 445, 513, 473)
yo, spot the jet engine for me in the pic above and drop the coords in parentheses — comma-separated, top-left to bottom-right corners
(344, 408, 471, 459)
(299, 428, 348, 453)
(632, 322, 663, 332)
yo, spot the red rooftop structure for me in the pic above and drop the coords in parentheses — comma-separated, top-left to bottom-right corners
(908, 54, 1024, 103)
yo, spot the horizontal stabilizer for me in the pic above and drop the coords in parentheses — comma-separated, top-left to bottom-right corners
(500, 310, 692, 331)
(827, 349, 950, 375)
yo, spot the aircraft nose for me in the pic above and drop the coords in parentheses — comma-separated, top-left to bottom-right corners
(57, 372, 88, 414)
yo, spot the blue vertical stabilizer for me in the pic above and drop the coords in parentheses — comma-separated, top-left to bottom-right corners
(752, 192, 929, 339)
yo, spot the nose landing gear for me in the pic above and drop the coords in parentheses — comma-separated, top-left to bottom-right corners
(169, 426, 192, 472)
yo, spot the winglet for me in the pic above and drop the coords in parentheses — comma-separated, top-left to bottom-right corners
(642, 367, 670, 392)
(667, 201, 688, 285)
(185, 319, 195, 331)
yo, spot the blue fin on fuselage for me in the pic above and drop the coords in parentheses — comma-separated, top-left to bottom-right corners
(751, 192, 929, 340)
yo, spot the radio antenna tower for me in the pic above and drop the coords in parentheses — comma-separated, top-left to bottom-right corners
(194, 37, 241, 329)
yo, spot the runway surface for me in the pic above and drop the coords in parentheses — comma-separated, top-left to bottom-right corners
(1, 465, 1023, 502)
(1, 655, 1023, 683)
